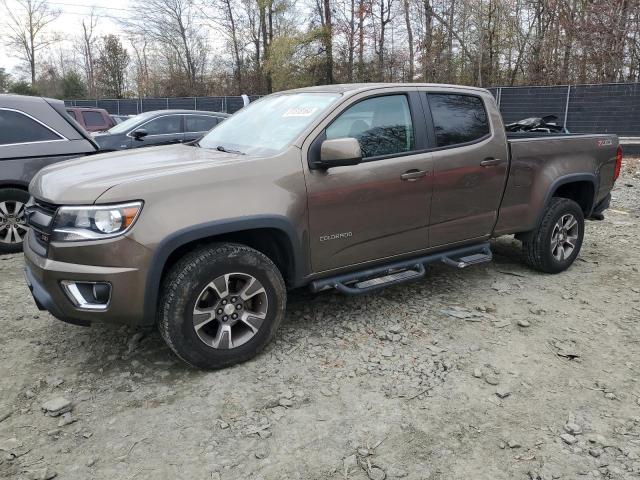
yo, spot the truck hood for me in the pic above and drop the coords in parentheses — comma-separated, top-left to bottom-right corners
(30, 144, 239, 204)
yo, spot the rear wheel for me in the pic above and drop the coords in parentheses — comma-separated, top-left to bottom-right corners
(158, 243, 286, 369)
(0, 188, 30, 254)
(522, 197, 584, 273)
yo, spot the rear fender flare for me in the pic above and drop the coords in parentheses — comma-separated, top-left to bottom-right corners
(536, 173, 597, 227)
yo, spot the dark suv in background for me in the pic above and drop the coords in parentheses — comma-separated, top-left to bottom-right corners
(0, 94, 99, 253)
(92, 110, 228, 151)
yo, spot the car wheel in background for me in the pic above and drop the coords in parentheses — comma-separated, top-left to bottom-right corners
(158, 243, 286, 370)
(0, 188, 30, 254)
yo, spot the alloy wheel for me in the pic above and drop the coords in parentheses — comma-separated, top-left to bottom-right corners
(550, 213, 579, 261)
(0, 201, 28, 245)
(192, 272, 268, 349)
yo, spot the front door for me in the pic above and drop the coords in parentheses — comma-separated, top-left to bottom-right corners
(422, 91, 509, 247)
(133, 115, 184, 148)
(304, 92, 434, 272)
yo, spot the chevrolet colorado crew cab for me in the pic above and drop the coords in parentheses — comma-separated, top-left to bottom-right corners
(24, 84, 621, 369)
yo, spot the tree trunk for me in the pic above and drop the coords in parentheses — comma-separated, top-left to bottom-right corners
(403, 0, 414, 81)
(323, 0, 334, 84)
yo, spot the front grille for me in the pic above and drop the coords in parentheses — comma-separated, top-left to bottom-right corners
(25, 198, 58, 253)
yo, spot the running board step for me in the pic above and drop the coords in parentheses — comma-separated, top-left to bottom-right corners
(441, 251, 492, 269)
(353, 266, 425, 290)
(309, 242, 492, 296)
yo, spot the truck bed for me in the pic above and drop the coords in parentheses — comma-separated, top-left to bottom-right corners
(493, 132, 619, 236)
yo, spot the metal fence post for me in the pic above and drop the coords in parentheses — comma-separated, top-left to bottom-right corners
(166, 98, 169, 110)
(563, 85, 571, 129)
(497, 87, 502, 108)
(194, 97, 197, 110)
(117, 100, 120, 115)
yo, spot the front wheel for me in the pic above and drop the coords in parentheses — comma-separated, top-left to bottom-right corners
(158, 243, 286, 369)
(522, 197, 585, 273)
(0, 188, 30, 255)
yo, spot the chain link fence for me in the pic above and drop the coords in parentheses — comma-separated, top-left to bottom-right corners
(65, 83, 640, 151)
(64, 96, 261, 115)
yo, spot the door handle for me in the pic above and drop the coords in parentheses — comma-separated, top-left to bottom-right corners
(401, 169, 427, 181)
(480, 158, 503, 167)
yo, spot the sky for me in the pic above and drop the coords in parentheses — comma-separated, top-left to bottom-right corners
(1, 0, 131, 77)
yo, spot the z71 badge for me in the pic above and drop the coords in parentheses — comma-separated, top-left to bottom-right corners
(597, 139, 613, 147)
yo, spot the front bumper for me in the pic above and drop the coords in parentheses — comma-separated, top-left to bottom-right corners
(23, 233, 152, 327)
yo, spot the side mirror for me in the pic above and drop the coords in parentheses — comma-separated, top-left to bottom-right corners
(315, 138, 362, 169)
(132, 128, 148, 140)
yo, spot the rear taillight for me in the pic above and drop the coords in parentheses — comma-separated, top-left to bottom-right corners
(614, 145, 623, 182)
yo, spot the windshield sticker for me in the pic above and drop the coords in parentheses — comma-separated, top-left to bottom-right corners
(282, 107, 319, 118)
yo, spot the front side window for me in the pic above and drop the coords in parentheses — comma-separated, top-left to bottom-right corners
(141, 116, 182, 135)
(428, 94, 490, 147)
(0, 109, 62, 146)
(82, 111, 106, 127)
(326, 95, 414, 158)
(185, 115, 218, 132)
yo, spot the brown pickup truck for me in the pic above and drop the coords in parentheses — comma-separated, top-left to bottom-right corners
(23, 83, 621, 369)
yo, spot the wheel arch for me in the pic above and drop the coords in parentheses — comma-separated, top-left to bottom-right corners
(541, 173, 596, 222)
(0, 182, 30, 191)
(142, 215, 305, 326)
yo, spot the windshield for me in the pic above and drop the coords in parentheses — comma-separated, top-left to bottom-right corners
(107, 112, 153, 134)
(199, 93, 340, 155)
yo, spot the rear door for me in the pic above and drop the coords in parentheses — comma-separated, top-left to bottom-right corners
(303, 89, 434, 272)
(183, 115, 219, 142)
(131, 114, 184, 147)
(420, 90, 508, 247)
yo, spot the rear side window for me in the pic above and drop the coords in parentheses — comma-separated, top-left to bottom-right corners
(66, 109, 78, 120)
(326, 95, 414, 158)
(142, 116, 182, 135)
(82, 110, 106, 127)
(185, 115, 218, 132)
(0, 109, 62, 146)
(428, 94, 490, 147)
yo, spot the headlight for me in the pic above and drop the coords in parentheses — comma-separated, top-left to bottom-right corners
(52, 201, 143, 241)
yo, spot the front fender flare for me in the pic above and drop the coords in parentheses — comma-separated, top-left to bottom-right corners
(141, 215, 305, 325)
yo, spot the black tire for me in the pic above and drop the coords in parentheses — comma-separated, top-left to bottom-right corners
(522, 197, 585, 273)
(0, 188, 30, 255)
(158, 243, 286, 370)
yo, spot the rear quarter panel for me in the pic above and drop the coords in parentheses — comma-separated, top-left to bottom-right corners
(494, 134, 618, 235)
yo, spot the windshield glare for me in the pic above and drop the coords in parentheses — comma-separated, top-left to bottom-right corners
(199, 93, 339, 155)
(107, 112, 153, 134)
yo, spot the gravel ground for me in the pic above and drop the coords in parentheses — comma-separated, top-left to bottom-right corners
(1, 160, 640, 480)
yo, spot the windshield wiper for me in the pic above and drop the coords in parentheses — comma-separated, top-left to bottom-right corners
(216, 145, 244, 155)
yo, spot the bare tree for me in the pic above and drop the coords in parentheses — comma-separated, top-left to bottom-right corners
(372, 0, 394, 81)
(76, 11, 98, 98)
(126, 0, 208, 93)
(2, 0, 60, 85)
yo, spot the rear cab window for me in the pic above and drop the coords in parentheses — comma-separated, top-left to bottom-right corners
(427, 93, 490, 148)
(326, 95, 414, 159)
(81, 110, 107, 128)
(0, 109, 64, 146)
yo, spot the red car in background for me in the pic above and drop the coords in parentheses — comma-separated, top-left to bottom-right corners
(65, 107, 115, 132)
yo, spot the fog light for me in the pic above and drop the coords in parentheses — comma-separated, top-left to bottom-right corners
(61, 281, 111, 310)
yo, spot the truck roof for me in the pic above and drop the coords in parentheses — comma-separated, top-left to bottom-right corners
(284, 83, 491, 95)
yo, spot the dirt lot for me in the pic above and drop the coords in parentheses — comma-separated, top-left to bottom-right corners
(1, 160, 640, 480)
